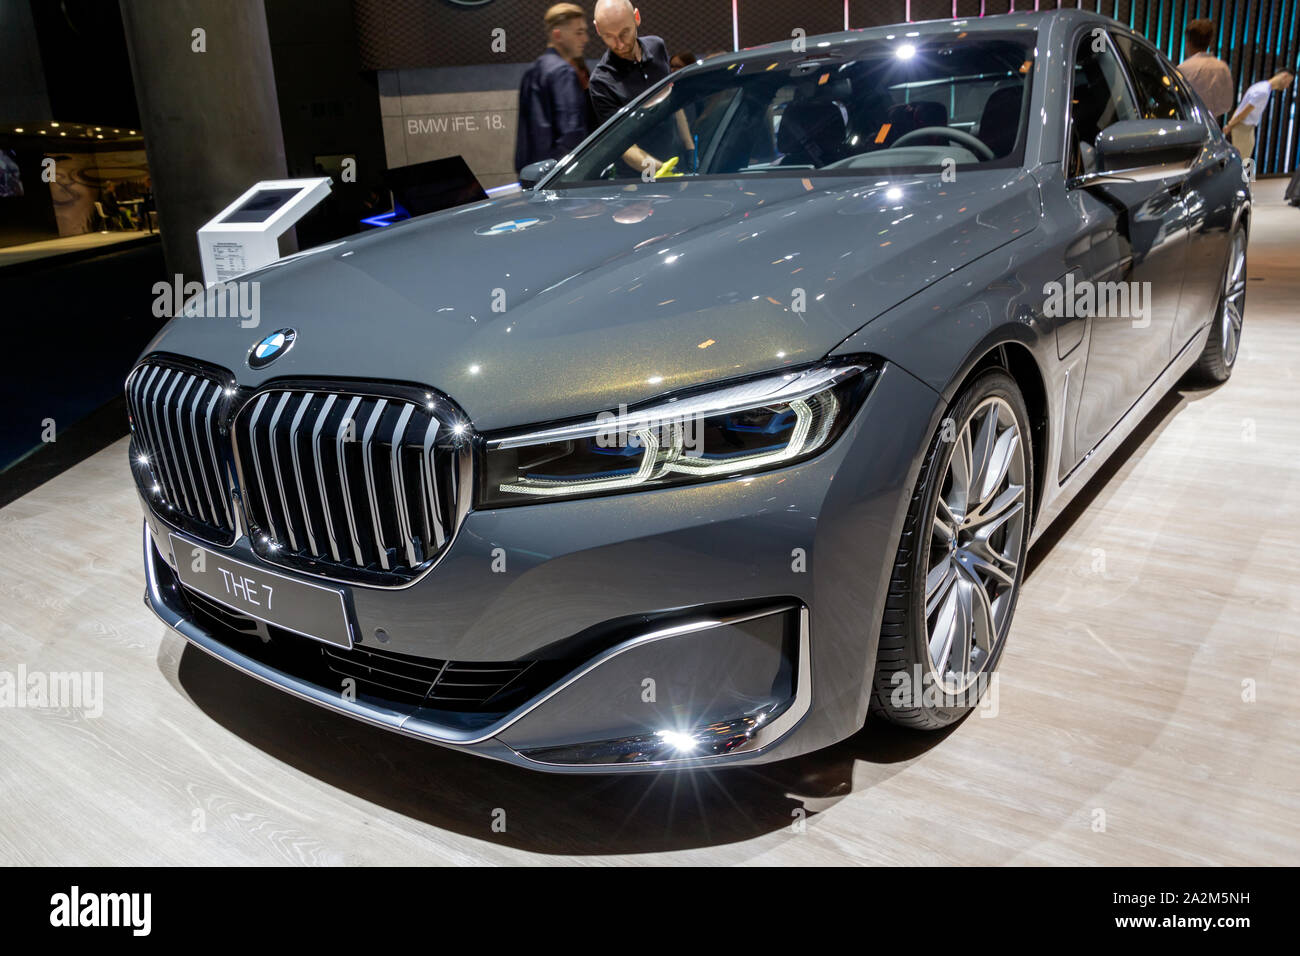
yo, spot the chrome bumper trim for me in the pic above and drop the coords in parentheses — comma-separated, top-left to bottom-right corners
(143, 521, 812, 768)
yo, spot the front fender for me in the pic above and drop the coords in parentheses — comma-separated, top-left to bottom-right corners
(830, 230, 1058, 404)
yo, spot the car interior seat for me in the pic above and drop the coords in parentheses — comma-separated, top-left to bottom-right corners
(777, 97, 847, 166)
(908, 100, 950, 145)
(977, 86, 1022, 157)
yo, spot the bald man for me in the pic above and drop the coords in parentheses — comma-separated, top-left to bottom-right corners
(588, 0, 693, 176)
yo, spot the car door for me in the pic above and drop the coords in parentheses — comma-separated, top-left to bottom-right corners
(1068, 29, 1190, 461)
(1113, 33, 1229, 359)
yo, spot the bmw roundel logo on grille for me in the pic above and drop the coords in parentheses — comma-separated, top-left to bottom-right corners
(248, 328, 296, 368)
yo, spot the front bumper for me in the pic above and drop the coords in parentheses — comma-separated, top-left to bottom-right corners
(139, 361, 943, 772)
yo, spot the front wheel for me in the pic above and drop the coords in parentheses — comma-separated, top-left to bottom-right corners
(870, 369, 1033, 730)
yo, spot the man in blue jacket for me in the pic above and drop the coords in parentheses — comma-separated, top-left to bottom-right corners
(515, 4, 591, 174)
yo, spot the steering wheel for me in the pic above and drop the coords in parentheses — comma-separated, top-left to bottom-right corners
(889, 126, 996, 161)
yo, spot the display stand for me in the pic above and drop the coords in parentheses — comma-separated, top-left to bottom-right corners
(197, 178, 332, 287)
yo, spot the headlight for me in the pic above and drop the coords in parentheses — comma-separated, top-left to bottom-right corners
(478, 357, 879, 506)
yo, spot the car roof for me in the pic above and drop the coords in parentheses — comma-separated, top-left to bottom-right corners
(687, 9, 1111, 70)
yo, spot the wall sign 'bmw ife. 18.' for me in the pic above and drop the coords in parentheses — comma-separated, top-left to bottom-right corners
(127, 10, 1249, 773)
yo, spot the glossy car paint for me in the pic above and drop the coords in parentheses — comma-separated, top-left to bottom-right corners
(134, 10, 1248, 771)
(137, 170, 1037, 433)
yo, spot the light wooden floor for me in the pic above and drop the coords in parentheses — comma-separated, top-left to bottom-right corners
(2, 183, 1297, 866)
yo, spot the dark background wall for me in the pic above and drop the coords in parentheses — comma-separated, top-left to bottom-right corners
(28, 0, 140, 130)
(0, 0, 52, 124)
(265, 0, 388, 246)
(0, 243, 166, 477)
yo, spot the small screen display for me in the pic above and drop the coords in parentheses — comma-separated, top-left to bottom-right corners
(221, 187, 301, 224)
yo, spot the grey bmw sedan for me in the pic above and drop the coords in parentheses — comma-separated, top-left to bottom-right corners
(129, 10, 1249, 771)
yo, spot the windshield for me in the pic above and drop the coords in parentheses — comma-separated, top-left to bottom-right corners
(550, 31, 1036, 185)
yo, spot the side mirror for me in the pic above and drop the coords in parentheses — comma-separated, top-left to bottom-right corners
(519, 158, 558, 190)
(1070, 119, 1205, 187)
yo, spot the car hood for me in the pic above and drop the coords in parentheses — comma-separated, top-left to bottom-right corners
(143, 170, 1039, 431)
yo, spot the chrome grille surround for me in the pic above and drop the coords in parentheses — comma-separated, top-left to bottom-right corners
(126, 357, 239, 545)
(231, 381, 472, 586)
(127, 355, 473, 587)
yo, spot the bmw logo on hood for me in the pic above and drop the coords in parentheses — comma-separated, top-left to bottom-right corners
(248, 329, 296, 369)
(475, 215, 552, 235)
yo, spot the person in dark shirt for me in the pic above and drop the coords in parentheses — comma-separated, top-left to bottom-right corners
(515, 4, 591, 174)
(589, 0, 694, 177)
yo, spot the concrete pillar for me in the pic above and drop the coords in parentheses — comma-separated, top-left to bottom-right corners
(119, 0, 291, 282)
(0, 0, 51, 124)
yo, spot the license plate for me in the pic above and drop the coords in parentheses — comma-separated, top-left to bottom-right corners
(169, 533, 353, 649)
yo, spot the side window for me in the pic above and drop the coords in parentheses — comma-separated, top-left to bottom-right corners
(1158, 51, 1203, 123)
(1069, 31, 1141, 174)
(1114, 34, 1188, 120)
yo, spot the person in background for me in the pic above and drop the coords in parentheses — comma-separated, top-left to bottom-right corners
(1224, 70, 1295, 174)
(589, 0, 693, 176)
(1177, 19, 1233, 122)
(361, 184, 390, 216)
(564, 27, 599, 134)
(514, 4, 591, 174)
(1286, 159, 1300, 206)
(137, 175, 155, 232)
(101, 180, 135, 230)
(568, 50, 591, 90)
(670, 52, 696, 71)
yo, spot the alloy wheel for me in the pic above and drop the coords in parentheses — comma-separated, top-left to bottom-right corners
(925, 397, 1027, 694)
(1221, 232, 1246, 368)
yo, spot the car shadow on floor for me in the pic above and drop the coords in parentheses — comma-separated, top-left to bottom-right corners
(170, 383, 1210, 856)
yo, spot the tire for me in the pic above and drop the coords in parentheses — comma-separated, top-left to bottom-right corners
(1187, 229, 1247, 385)
(870, 368, 1034, 730)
